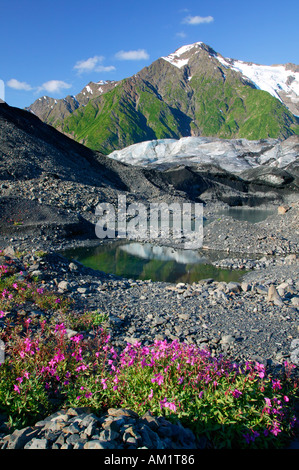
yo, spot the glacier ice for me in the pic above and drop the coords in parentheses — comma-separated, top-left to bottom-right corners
(108, 136, 299, 173)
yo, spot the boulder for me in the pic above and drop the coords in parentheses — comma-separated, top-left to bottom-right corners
(267, 285, 283, 306)
(278, 205, 290, 214)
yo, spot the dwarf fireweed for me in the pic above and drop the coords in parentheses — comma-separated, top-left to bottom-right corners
(1, 316, 297, 449)
(0, 252, 298, 448)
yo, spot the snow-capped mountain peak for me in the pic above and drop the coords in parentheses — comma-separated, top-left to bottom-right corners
(161, 42, 299, 116)
(162, 42, 205, 68)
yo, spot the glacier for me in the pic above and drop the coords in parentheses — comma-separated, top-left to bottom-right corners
(217, 57, 299, 105)
(107, 136, 299, 174)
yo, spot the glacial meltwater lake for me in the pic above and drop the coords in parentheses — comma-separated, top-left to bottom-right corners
(214, 207, 274, 224)
(63, 207, 273, 284)
(63, 241, 245, 284)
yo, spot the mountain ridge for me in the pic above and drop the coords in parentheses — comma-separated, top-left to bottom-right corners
(26, 42, 299, 154)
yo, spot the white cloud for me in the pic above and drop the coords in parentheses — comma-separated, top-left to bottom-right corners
(7, 78, 72, 95)
(37, 80, 72, 94)
(95, 65, 116, 72)
(74, 55, 115, 74)
(176, 32, 187, 38)
(74, 56, 104, 74)
(115, 49, 149, 61)
(7, 78, 32, 91)
(182, 15, 214, 25)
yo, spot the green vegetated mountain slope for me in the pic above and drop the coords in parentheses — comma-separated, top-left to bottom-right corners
(28, 43, 299, 154)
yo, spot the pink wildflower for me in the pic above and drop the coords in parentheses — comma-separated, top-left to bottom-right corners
(264, 397, 272, 408)
(255, 362, 265, 379)
(70, 334, 83, 343)
(270, 421, 281, 436)
(151, 373, 164, 386)
(101, 378, 107, 390)
(53, 352, 65, 362)
(231, 388, 242, 399)
(76, 364, 88, 372)
(54, 322, 66, 336)
(272, 379, 282, 390)
(164, 401, 177, 412)
(160, 398, 177, 413)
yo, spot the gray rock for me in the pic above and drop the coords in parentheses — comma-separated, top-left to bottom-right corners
(4, 427, 40, 449)
(24, 438, 49, 449)
(255, 285, 268, 295)
(66, 434, 82, 445)
(226, 282, 241, 293)
(267, 284, 283, 305)
(85, 420, 99, 437)
(290, 339, 299, 365)
(220, 334, 235, 345)
(83, 440, 114, 449)
(241, 282, 250, 292)
(57, 280, 69, 292)
(77, 287, 88, 294)
(69, 262, 78, 271)
(99, 428, 119, 441)
(65, 328, 79, 339)
(63, 422, 81, 434)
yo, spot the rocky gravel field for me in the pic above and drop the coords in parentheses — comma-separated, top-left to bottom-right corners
(0, 200, 298, 374)
(0, 199, 298, 450)
(0, 194, 298, 451)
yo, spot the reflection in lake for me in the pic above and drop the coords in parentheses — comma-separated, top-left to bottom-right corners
(63, 241, 245, 284)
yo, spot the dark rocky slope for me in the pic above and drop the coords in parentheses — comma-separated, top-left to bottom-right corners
(0, 102, 298, 246)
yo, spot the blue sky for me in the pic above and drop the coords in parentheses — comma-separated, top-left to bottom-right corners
(1, 0, 298, 109)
